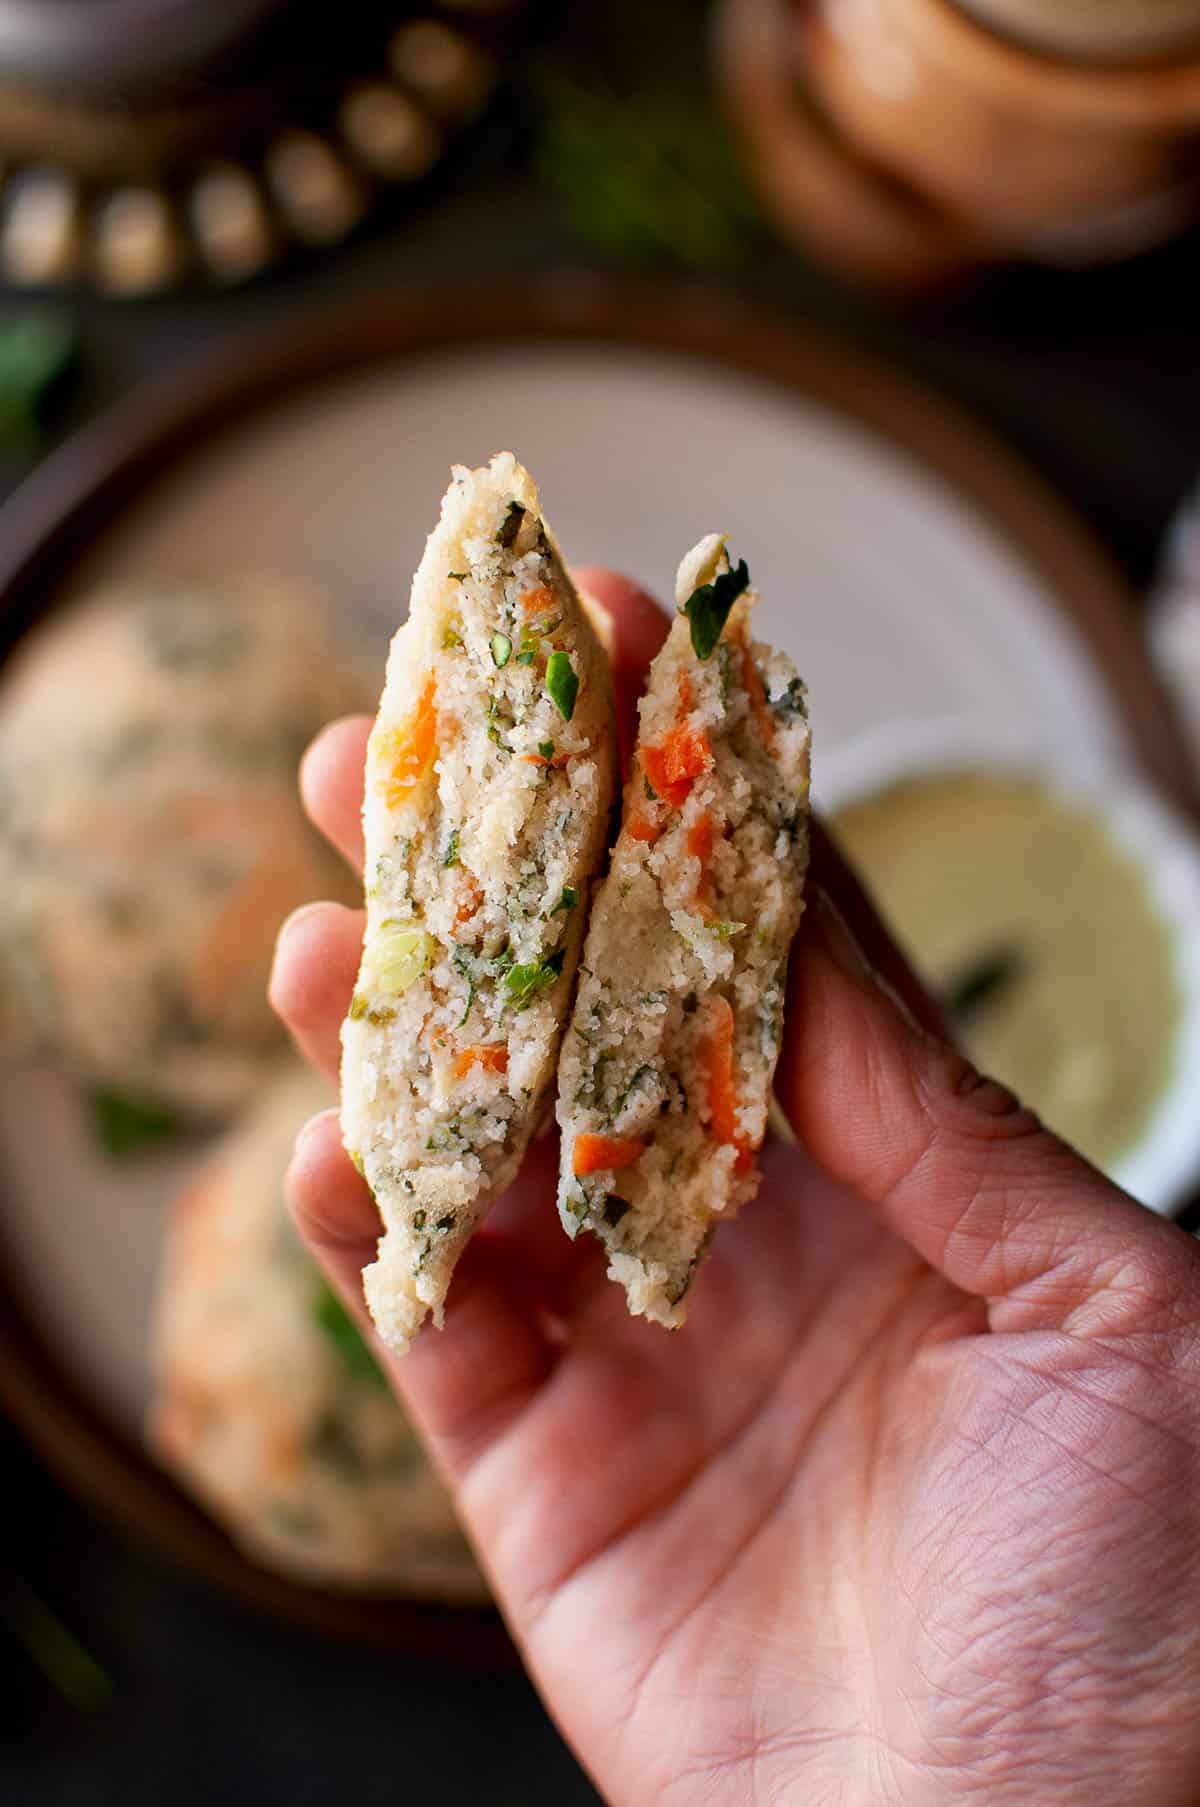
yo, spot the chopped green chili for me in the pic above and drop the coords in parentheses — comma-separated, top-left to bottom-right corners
(546, 651, 579, 721)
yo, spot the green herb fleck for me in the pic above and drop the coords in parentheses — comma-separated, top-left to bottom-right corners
(644, 774, 658, 801)
(90, 1089, 179, 1159)
(682, 557, 750, 660)
(442, 624, 463, 649)
(443, 828, 460, 868)
(546, 651, 579, 721)
(550, 885, 578, 916)
(451, 946, 476, 1025)
(491, 632, 512, 668)
(435, 1212, 456, 1232)
(496, 501, 526, 548)
(603, 1196, 632, 1227)
(504, 948, 565, 1009)
(312, 1280, 387, 1389)
(515, 646, 537, 666)
(448, 572, 467, 584)
(538, 740, 555, 760)
(612, 1063, 655, 1122)
(944, 947, 1024, 1029)
(708, 920, 746, 940)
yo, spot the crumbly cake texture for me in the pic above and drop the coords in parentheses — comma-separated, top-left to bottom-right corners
(149, 1067, 486, 1601)
(556, 534, 811, 1327)
(342, 453, 617, 1351)
(0, 573, 366, 1119)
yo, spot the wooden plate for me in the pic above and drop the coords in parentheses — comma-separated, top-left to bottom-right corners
(0, 277, 1190, 1655)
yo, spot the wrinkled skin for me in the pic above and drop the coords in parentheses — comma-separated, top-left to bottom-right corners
(270, 570, 1200, 1805)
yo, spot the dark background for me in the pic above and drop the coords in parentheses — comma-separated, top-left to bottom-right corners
(6, 0, 1200, 1800)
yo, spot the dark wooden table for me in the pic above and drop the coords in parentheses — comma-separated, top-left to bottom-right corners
(5, 3, 1200, 1799)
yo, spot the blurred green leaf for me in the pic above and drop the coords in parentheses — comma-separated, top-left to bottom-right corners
(529, 68, 762, 269)
(0, 313, 77, 452)
(311, 1278, 388, 1389)
(90, 1088, 179, 1158)
(2, 1570, 112, 1714)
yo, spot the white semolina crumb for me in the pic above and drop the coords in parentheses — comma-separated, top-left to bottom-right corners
(556, 535, 811, 1327)
(341, 453, 617, 1350)
(149, 1065, 486, 1601)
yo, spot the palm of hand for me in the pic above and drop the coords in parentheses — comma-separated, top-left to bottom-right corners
(274, 574, 1200, 1807)
(460, 1147, 1200, 1807)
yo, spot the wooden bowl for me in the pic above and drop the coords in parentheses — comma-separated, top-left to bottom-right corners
(716, 0, 1200, 290)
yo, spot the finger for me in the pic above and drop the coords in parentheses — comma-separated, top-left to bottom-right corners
(574, 567, 671, 775)
(809, 815, 953, 1041)
(300, 714, 371, 875)
(778, 882, 1191, 1335)
(268, 900, 362, 1086)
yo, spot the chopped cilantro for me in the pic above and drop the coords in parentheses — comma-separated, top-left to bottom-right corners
(546, 651, 579, 721)
(443, 828, 460, 868)
(448, 572, 467, 583)
(612, 1063, 655, 1120)
(496, 501, 526, 548)
(603, 1196, 632, 1226)
(681, 557, 750, 659)
(442, 624, 463, 649)
(491, 632, 512, 668)
(537, 739, 554, 759)
(90, 1088, 179, 1158)
(504, 948, 565, 1009)
(551, 884, 578, 915)
(312, 1280, 387, 1389)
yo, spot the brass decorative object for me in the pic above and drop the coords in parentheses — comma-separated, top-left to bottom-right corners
(0, 0, 523, 294)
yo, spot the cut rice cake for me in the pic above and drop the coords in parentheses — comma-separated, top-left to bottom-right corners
(557, 534, 811, 1327)
(342, 453, 617, 1351)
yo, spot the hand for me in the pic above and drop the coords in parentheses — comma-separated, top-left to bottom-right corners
(271, 571, 1200, 1806)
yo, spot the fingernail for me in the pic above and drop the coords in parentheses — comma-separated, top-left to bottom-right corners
(807, 883, 875, 983)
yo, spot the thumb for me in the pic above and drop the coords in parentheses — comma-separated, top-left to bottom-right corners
(778, 873, 1192, 1338)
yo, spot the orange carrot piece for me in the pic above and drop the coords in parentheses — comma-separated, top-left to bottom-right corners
(641, 721, 712, 809)
(453, 1044, 508, 1080)
(519, 583, 556, 617)
(626, 811, 661, 844)
(573, 1133, 647, 1176)
(687, 812, 714, 866)
(739, 638, 777, 750)
(705, 995, 754, 1172)
(453, 873, 484, 930)
(379, 676, 437, 808)
(520, 751, 570, 768)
